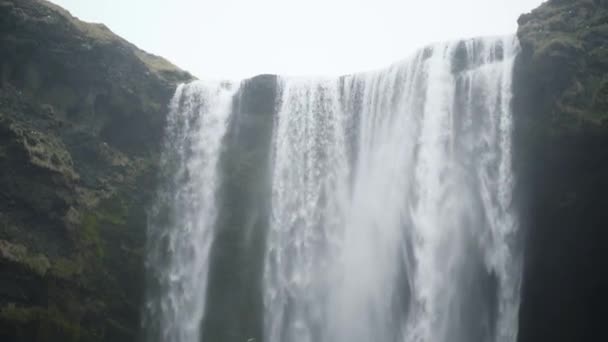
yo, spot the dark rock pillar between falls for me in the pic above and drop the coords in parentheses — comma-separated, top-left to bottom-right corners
(202, 75, 278, 342)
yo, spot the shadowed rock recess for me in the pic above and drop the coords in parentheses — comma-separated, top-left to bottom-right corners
(0, 0, 607, 342)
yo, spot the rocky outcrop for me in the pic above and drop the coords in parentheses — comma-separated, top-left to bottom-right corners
(513, 0, 608, 341)
(0, 0, 192, 341)
(203, 75, 277, 342)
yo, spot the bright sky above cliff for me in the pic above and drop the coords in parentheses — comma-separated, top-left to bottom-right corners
(49, 0, 544, 79)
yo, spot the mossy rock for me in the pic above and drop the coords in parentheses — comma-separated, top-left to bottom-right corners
(0, 1, 191, 341)
(0, 240, 50, 276)
(0, 304, 101, 342)
(517, 0, 608, 129)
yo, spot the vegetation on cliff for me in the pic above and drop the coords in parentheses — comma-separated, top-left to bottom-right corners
(514, 1, 608, 341)
(516, 0, 608, 130)
(0, 0, 192, 341)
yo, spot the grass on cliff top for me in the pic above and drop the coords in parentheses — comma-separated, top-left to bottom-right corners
(134, 50, 185, 75)
(38, 0, 116, 42)
(39, 0, 188, 78)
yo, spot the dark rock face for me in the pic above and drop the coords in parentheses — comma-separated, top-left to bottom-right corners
(203, 75, 278, 342)
(513, 0, 608, 341)
(0, 1, 191, 341)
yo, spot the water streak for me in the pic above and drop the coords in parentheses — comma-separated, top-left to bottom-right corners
(265, 78, 351, 342)
(144, 81, 237, 342)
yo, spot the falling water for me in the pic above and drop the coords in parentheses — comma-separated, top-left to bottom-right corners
(265, 78, 351, 342)
(144, 36, 522, 342)
(264, 36, 521, 342)
(144, 81, 237, 342)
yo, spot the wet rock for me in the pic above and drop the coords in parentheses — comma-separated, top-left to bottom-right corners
(0, 1, 192, 341)
(513, 1, 608, 341)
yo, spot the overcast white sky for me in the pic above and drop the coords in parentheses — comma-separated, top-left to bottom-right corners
(49, 0, 544, 79)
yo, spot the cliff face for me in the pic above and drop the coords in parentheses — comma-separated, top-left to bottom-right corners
(513, 0, 608, 341)
(0, 0, 191, 341)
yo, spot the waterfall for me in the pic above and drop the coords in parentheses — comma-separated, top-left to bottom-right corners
(144, 81, 237, 342)
(145, 36, 521, 342)
(264, 36, 521, 342)
(265, 78, 351, 342)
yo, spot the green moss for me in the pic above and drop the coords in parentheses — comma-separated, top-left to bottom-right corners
(97, 196, 128, 226)
(50, 257, 83, 280)
(26, 255, 52, 277)
(0, 240, 51, 276)
(0, 1, 192, 340)
(8, 121, 79, 180)
(0, 304, 99, 342)
(0, 304, 39, 324)
(518, 0, 608, 131)
(75, 193, 132, 262)
(135, 50, 182, 75)
(533, 35, 583, 61)
(80, 213, 104, 258)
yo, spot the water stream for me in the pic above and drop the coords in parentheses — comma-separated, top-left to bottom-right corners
(146, 36, 522, 342)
